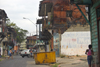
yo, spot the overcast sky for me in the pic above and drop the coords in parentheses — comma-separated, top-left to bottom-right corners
(0, 0, 42, 36)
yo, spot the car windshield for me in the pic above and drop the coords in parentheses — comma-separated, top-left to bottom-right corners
(23, 49, 29, 52)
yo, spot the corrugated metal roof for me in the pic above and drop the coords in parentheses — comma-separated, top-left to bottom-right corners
(0, 9, 8, 18)
(39, 1, 53, 16)
(26, 35, 37, 40)
(39, 30, 52, 40)
(36, 18, 48, 24)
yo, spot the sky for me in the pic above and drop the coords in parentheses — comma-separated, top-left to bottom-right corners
(0, 0, 42, 36)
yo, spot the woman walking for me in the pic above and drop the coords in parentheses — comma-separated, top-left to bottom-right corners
(85, 44, 94, 67)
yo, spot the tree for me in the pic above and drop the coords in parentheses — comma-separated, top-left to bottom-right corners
(6, 19, 28, 43)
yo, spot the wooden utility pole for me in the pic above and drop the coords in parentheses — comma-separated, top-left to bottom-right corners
(44, 4, 46, 28)
(58, 28, 61, 56)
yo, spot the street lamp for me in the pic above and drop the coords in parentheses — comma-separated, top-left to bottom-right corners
(23, 17, 37, 35)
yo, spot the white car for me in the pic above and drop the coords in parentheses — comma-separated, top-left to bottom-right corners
(20, 49, 32, 58)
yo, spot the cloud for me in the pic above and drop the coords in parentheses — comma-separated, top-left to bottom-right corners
(0, 0, 42, 35)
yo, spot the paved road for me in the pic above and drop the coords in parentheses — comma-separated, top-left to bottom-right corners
(0, 55, 49, 67)
(0, 55, 88, 67)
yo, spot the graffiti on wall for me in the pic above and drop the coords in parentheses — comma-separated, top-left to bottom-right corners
(53, 33, 60, 57)
(61, 32, 91, 55)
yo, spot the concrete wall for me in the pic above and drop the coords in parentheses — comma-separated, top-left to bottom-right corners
(66, 23, 90, 32)
(61, 24, 90, 56)
(61, 31, 91, 55)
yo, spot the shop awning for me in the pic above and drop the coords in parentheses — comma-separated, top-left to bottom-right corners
(39, 30, 52, 40)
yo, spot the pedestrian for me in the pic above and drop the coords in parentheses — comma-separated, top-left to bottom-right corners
(4, 49, 7, 59)
(8, 49, 13, 59)
(16, 50, 18, 55)
(0, 48, 1, 58)
(85, 44, 94, 67)
(30, 49, 33, 57)
(12, 49, 15, 55)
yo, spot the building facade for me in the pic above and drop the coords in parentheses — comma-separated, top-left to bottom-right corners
(70, 0, 100, 67)
(90, 0, 100, 67)
(61, 23, 91, 55)
(38, 0, 87, 57)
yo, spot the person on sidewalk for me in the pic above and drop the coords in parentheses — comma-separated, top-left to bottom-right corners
(85, 44, 94, 67)
(8, 49, 13, 59)
(0, 48, 1, 58)
(4, 49, 7, 59)
(12, 49, 15, 55)
(30, 49, 33, 57)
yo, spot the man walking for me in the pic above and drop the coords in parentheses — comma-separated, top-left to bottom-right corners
(8, 49, 13, 59)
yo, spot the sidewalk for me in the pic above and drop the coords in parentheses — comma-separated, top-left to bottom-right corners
(0, 55, 9, 61)
(53, 56, 88, 67)
(0, 57, 6, 61)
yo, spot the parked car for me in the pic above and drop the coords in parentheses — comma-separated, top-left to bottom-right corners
(20, 49, 32, 58)
(20, 49, 36, 58)
(19, 49, 23, 55)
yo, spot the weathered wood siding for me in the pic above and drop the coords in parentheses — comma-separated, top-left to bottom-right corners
(90, 0, 100, 66)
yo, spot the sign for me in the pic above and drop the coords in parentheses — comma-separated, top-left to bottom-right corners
(48, 22, 50, 25)
(53, 33, 60, 57)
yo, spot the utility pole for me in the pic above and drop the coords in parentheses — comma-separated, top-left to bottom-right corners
(44, 4, 46, 29)
(59, 28, 61, 56)
(23, 17, 37, 35)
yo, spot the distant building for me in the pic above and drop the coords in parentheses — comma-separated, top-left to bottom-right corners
(0, 9, 8, 55)
(0, 9, 17, 55)
(26, 35, 37, 49)
(19, 40, 27, 50)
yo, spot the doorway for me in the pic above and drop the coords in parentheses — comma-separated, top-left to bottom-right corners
(97, 5, 100, 64)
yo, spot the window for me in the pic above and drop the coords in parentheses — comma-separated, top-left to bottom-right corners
(97, 7, 100, 18)
(66, 10, 72, 17)
(97, 5, 100, 64)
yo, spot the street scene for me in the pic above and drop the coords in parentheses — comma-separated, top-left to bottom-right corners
(0, 0, 100, 67)
(0, 55, 88, 67)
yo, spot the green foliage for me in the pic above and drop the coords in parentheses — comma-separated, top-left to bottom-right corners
(53, 63, 59, 67)
(6, 19, 28, 43)
(60, 54, 66, 58)
(76, 54, 79, 57)
(1, 55, 5, 57)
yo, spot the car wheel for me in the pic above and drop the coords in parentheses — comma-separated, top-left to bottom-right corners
(27, 55, 30, 58)
(22, 56, 24, 58)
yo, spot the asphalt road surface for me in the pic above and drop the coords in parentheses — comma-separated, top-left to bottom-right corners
(0, 55, 49, 67)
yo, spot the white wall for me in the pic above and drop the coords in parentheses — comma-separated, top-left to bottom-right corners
(61, 32, 91, 55)
(0, 47, 3, 55)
